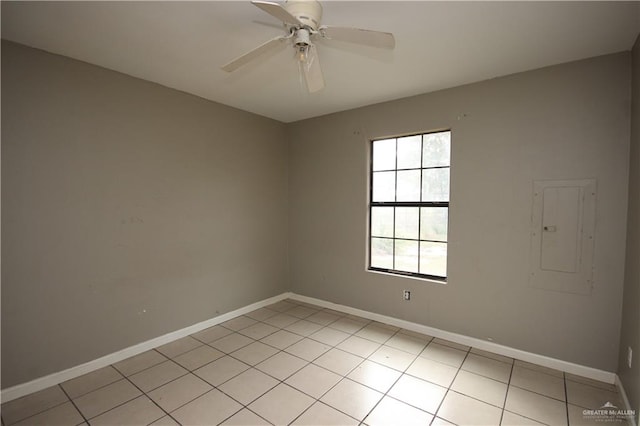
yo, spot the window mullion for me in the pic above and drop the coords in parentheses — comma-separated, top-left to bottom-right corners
(418, 134, 424, 274)
(392, 138, 398, 270)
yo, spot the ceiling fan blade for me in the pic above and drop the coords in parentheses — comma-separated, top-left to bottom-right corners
(251, 1, 302, 26)
(320, 26, 395, 49)
(221, 36, 287, 72)
(302, 44, 324, 93)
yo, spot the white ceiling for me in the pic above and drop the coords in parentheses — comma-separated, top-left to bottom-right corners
(2, 1, 639, 123)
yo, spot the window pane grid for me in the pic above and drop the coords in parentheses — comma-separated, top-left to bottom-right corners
(369, 130, 450, 280)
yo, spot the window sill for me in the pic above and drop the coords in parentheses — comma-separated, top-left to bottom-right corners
(367, 268, 447, 285)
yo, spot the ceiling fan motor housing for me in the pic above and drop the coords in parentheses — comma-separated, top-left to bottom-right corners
(285, 0, 323, 30)
(294, 28, 310, 47)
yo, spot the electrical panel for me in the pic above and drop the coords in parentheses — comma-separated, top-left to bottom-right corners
(529, 179, 596, 294)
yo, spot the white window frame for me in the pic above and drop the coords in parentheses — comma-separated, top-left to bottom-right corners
(368, 130, 451, 281)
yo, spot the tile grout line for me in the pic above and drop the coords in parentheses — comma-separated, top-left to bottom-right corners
(111, 348, 171, 383)
(59, 368, 126, 402)
(455, 354, 567, 412)
(355, 328, 436, 425)
(250, 305, 388, 353)
(131, 358, 192, 394)
(272, 302, 522, 425)
(430, 345, 472, 425)
(285, 315, 384, 425)
(339, 325, 461, 423)
(245, 302, 359, 424)
(455, 353, 563, 424)
(1, 390, 72, 426)
(128, 318, 286, 425)
(199, 324, 293, 426)
(454, 354, 558, 425)
(286, 316, 375, 422)
(217, 405, 274, 426)
(139, 354, 256, 423)
(564, 371, 570, 426)
(270, 303, 388, 423)
(119, 369, 180, 425)
(498, 354, 516, 426)
(108, 341, 231, 422)
(71, 379, 144, 424)
(57, 384, 89, 425)
(162, 303, 354, 424)
(9, 350, 172, 426)
(507, 382, 571, 404)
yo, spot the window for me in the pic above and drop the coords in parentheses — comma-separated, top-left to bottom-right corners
(368, 130, 450, 281)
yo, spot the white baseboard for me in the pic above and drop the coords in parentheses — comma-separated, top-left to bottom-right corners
(616, 375, 638, 426)
(1, 292, 292, 403)
(289, 293, 617, 384)
(3, 290, 620, 405)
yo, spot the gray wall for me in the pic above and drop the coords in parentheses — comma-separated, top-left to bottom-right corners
(1, 41, 289, 388)
(2, 38, 635, 391)
(288, 52, 631, 372)
(618, 34, 639, 420)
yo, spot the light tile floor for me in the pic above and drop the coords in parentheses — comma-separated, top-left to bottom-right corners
(1, 299, 630, 426)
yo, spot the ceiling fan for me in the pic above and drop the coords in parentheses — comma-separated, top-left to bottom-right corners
(221, 0, 395, 93)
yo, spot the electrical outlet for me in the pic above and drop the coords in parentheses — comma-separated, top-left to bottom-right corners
(628, 347, 633, 369)
(403, 290, 411, 301)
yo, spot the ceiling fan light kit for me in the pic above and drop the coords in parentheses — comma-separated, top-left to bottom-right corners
(221, 0, 396, 94)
